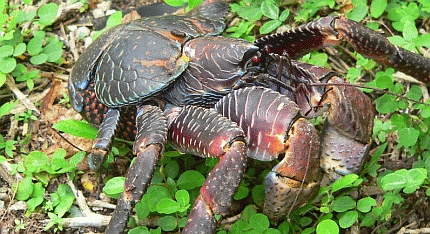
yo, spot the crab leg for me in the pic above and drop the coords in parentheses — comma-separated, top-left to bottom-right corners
(165, 105, 247, 233)
(106, 105, 167, 234)
(88, 108, 120, 170)
(255, 16, 430, 82)
(214, 87, 322, 220)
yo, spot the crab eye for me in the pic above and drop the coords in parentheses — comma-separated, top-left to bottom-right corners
(252, 55, 261, 64)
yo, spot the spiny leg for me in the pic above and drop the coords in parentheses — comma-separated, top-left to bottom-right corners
(214, 87, 322, 220)
(165, 105, 247, 233)
(106, 105, 167, 234)
(88, 108, 120, 170)
(255, 16, 430, 82)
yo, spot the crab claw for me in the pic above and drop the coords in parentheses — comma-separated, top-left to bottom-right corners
(264, 118, 321, 220)
(318, 76, 374, 185)
(215, 87, 322, 220)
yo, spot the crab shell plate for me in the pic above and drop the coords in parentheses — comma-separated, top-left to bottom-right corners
(69, 14, 225, 110)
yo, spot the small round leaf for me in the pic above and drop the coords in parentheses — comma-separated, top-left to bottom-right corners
(177, 170, 205, 190)
(0, 57, 17, 73)
(331, 196, 356, 212)
(339, 210, 358, 228)
(249, 213, 269, 231)
(158, 215, 177, 231)
(316, 219, 339, 234)
(38, 3, 59, 26)
(175, 189, 190, 207)
(357, 197, 376, 213)
(157, 198, 180, 214)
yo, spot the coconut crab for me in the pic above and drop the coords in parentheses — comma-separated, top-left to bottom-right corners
(68, 0, 430, 233)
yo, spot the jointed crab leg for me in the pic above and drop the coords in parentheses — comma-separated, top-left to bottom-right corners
(106, 105, 167, 234)
(88, 108, 120, 170)
(165, 105, 247, 233)
(256, 16, 430, 82)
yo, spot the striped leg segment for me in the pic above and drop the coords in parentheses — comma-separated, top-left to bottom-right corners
(106, 105, 167, 234)
(166, 105, 247, 233)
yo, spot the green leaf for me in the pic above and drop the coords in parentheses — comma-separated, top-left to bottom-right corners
(403, 21, 418, 41)
(249, 213, 269, 231)
(265, 228, 282, 234)
(237, 6, 262, 21)
(165, 160, 179, 179)
(129, 226, 150, 234)
(25, 151, 50, 173)
(261, 2, 279, 19)
(234, 183, 249, 200)
(370, 0, 387, 18)
(175, 190, 190, 207)
(146, 186, 172, 212)
(0, 101, 17, 118)
(43, 40, 63, 63)
(357, 197, 376, 213)
(177, 170, 205, 190)
(15, 176, 34, 201)
(415, 34, 430, 47)
(136, 197, 150, 220)
(376, 94, 397, 114)
(0, 57, 17, 73)
(277, 221, 290, 234)
(331, 174, 359, 192)
(187, 0, 204, 11)
(158, 215, 177, 231)
(69, 151, 85, 167)
(403, 168, 427, 193)
(0, 45, 13, 58)
(279, 9, 290, 22)
(241, 205, 257, 222)
(13, 43, 26, 57)
(374, 74, 394, 89)
(38, 3, 59, 26)
(164, 0, 186, 7)
(52, 119, 97, 139)
(231, 219, 251, 233)
(398, 127, 419, 147)
(54, 184, 75, 217)
(252, 184, 265, 207)
(331, 196, 356, 212)
(360, 213, 376, 227)
(347, 4, 368, 22)
(380, 172, 406, 190)
(106, 11, 123, 29)
(157, 198, 180, 214)
(30, 53, 48, 65)
(0, 72, 5, 87)
(316, 219, 339, 234)
(339, 210, 358, 228)
(27, 37, 43, 55)
(103, 177, 125, 198)
(26, 182, 45, 213)
(260, 20, 282, 34)
(406, 85, 422, 101)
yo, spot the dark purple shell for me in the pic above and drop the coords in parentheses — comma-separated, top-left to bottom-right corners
(69, 1, 228, 109)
